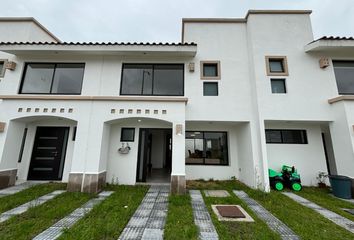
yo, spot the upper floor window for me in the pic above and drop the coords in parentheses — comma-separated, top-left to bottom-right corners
(266, 56, 289, 76)
(200, 61, 221, 80)
(20, 63, 85, 94)
(333, 61, 354, 95)
(0, 60, 6, 78)
(120, 64, 184, 96)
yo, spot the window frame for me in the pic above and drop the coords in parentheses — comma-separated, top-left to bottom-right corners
(265, 129, 308, 144)
(203, 82, 219, 96)
(19, 62, 85, 95)
(120, 128, 135, 142)
(119, 63, 185, 96)
(265, 56, 289, 76)
(0, 59, 7, 78)
(332, 60, 354, 95)
(200, 61, 221, 80)
(270, 78, 287, 94)
(185, 130, 229, 166)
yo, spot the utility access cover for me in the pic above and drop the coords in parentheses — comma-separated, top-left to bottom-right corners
(212, 205, 254, 222)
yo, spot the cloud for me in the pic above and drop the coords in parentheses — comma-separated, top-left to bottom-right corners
(0, 0, 353, 42)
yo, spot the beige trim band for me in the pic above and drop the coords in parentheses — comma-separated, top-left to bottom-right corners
(0, 95, 188, 103)
(265, 56, 289, 76)
(328, 95, 354, 104)
(200, 60, 221, 80)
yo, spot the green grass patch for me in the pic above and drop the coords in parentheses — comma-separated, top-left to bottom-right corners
(296, 187, 354, 221)
(164, 194, 198, 240)
(0, 182, 66, 214)
(0, 191, 91, 240)
(58, 185, 148, 240)
(187, 180, 354, 240)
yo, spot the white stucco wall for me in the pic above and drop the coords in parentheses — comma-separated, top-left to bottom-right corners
(265, 122, 328, 186)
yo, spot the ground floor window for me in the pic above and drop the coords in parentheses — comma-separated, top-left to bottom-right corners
(265, 129, 308, 144)
(185, 131, 228, 165)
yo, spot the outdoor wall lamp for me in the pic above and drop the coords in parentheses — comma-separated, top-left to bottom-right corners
(176, 124, 183, 136)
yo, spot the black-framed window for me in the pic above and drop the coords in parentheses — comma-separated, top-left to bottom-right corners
(203, 63, 218, 77)
(185, 131, 228, 165)
(269, 59, 284, 73)
(265, 129, 308, 144)
(120, 64, 184, 96)
(271, 79, 286, 93)
(0, 60, 5, 77)
(203, 82, 218, 96)
(19, 63, 85, 94)
(333, 61, 354, 95)
(121, 128, 135, 142)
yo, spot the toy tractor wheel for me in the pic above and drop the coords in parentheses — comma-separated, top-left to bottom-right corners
(292, 182, 302, 191)
(274, 181, 284, 191)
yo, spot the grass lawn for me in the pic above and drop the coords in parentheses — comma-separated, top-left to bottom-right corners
(0, 182, 66, 214)
(188, 180, 354, 240)
(58, 185, 148, 240)
(296, 187, 354, 222)
(164, 194, 198, 240)
(0, 191, 92, 240)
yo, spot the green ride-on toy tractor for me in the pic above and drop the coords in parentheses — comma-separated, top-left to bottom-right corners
(269, 165, 302, 191)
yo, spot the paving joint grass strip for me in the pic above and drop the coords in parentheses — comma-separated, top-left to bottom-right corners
(118, 185, 169, 240)
(0, 181, 43, 198)
(0, 190, 65, 223)
(233, 190, 299, 240)
(190, 190, 219, 240)
(33, 191, 114, 240)
(283, 192, 354, 234)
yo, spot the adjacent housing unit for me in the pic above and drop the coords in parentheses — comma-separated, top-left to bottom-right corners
(0, 11, 353, 194)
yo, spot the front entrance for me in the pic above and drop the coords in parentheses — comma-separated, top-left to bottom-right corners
(136, 128, 172, 183)
(28, 127, 69, 180)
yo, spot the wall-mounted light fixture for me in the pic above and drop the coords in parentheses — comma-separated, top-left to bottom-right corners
(176, 124, 183, 136)
(5, 61, 16, 71)
(0, 122, 6, 132)
(319, 57, 330, 69)
(188, 62, 195, 72)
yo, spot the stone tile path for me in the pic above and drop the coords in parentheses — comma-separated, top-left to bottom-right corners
(204, 190, 230, 197)
(0, 181, 41, 198)
(0, 190, 65, 223)
(33, 191, 114, 240)
(190, 190, 219, 240)
(283, 192, 354, 234)
(233, 190, 299, 240)
(119, 185, 169, 240)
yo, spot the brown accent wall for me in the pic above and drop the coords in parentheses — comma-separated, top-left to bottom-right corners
(67, 173, 83, 192)
(0, 169, 17, 189)
(171, 175, 186, 195)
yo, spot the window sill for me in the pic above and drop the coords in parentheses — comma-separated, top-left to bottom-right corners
(328, 95, 354, 104)
(0, 95, 189, 103)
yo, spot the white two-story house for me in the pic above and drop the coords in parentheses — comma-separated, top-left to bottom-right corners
(0, 10, 353, 194)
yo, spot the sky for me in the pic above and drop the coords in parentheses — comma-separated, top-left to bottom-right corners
(1, 0, 353, 43)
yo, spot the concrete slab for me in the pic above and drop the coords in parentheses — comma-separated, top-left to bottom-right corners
(204, 190, 230, 197)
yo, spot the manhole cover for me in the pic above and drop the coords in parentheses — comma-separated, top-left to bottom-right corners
(216, 205, 245, 218)
(211, 205, 254, 222)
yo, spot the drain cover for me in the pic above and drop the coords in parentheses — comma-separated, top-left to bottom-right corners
(216, 205, 245, 218)
(212, 205, 254, 222)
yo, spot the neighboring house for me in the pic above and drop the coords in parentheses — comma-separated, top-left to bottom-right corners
(0, 10, 353, 194)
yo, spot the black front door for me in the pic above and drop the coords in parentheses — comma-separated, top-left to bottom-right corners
(28, 127, 69, 180)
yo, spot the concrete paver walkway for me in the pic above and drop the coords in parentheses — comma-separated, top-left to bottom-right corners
(33, 191, 114, 240)
(0, 190, 65, 223)
(283, 192, 354, 234)
(234, 190, 300, 240)
(119, 185, 169, 240)
(0, 181, 42, 198)
(190, 190, 219, 240)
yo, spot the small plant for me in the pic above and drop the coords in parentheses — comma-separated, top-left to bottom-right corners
(230, 176, 237, 181)
(316, 171, 328, 188)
